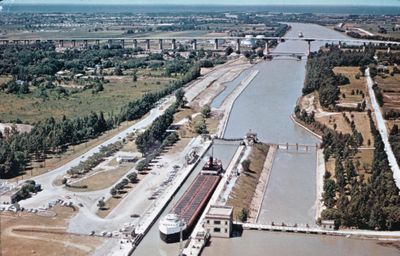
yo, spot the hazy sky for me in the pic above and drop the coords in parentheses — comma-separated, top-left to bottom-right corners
(6, 0, 400, 6)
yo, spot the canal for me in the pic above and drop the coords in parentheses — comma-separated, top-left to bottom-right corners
(133, 140, 240, 256)
(203, 23, 400, 255)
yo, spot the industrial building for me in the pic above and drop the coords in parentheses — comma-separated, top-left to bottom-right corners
(204, 205, 233, 238)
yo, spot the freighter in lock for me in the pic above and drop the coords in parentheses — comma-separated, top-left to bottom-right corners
(159, 156, 223, 243)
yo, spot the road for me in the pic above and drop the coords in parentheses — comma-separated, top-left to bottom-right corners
(19, 96, 174, 210)
(366, 68, 400, 189)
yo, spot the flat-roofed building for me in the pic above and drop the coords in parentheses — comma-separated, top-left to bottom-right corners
(204, 205, 233, 238)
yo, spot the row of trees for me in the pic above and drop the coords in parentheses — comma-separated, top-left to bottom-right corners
(303, 46, 374, 108)
(321, 111, 400, 230)
(0, 64, 200, 179)
(67, 141, 123, 176)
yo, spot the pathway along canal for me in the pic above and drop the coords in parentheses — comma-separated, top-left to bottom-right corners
(133, 141, 240, 256)
(203, 23, 400, 255)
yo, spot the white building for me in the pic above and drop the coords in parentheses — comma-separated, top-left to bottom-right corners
(204, 205, 233, 238)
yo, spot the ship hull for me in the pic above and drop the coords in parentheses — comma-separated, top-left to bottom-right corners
(159, 229, 189, 243)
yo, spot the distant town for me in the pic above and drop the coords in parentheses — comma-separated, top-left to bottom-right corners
(1, 4, 400, 256)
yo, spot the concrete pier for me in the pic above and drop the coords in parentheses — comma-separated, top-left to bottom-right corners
(120, 39, 125, 48)
(132, 39, 138, 49)
(158, 39, 163, 50)
(236, 39, 241, 52)
(107, 39, 112, 49)
(214, 39, 219, 50)
(171, 39, 176, 50)
(192, 39, 197, 50)
(145, 39, 150, 51)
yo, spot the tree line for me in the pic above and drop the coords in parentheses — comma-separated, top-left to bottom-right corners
(303, 46, 374, 109)
(321, 111, 400, 230)
(0, 64, 200, 179)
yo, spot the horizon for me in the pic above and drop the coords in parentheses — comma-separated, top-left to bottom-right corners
(3, 1, 400, 7)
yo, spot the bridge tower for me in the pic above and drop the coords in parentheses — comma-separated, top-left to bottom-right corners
(214, 39, 219, 50)
(171, 39, 177, 51)
(236, 39, 241, 52)
(159, 39, 163, 51)
(192, 39, 197, 50)
(132, 39, 138, 50)
(145, 39, 150, 51)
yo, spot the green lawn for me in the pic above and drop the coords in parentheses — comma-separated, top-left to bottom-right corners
(0, 74, 175, 123)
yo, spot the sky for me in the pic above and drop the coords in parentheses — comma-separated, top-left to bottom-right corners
(5, 0, 400, 6)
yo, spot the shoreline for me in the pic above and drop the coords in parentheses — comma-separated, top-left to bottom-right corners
(290, 114, 323, 140)
(217, 69, 260, 138)
(249, 144, 278, 223)
(315, 148, 325, 222)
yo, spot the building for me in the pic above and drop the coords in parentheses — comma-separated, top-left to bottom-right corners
(204, 205, 233, 238)
(321, 220, 335, 230)
(116, 155, 138, 164)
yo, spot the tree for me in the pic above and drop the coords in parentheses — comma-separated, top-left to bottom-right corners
(175, 89, 185, 106)
(127, 172, 138, 183)
(97, 198, 106, 209)
(241, 160, 251, 172)
(256, 49, 264, 58)
(110, 188, 117, 197)
(194, 119, 207, 134)
(238, 208, 248, 222)
(225, 46, 233, 56)
(132, 71, 138, 82)
(201, 104, 211, 118)
(114, 67, 123, 76)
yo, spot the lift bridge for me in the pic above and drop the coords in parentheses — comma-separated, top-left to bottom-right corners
(265, 51, 308, 60)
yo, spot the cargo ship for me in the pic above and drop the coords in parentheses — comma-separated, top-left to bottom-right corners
(159, 156, 223, 243)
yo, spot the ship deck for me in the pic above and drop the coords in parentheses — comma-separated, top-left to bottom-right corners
(172, 174, 221, 228)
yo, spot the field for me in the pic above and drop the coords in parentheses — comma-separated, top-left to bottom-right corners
(13, 116, 144, 182)
(333, 67, 367, 108)
(375, 70, 400, 114)
(0, 206, 105, 256)
(0, 72, 174, 123)
(227, 143, 270, 220)
(359, 23, 400, 39)
(66, 163, 135, 192)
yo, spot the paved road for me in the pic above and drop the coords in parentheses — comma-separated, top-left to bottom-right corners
(366, 68, 400, 189)
(20, 96, 175, 210)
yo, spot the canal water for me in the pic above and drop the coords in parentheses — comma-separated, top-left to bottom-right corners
(133, 140, 240, 256)
(211, 68, 253, 109)
(204, 23, 400, 255)
(257, 149, 318, 226)
(202, 230, 400, 256)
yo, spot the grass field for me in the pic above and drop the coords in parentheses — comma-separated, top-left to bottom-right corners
(0, 73, 174, 123)
(227, 143, 270, 221)
(333, 67, 367, 106)
(375, 71, 400, 113)
(0, 75, 13, 86)
(66, 163, 134, 192)
(12, 115, 145, 182)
